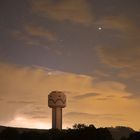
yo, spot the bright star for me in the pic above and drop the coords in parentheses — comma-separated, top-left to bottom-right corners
(98, 27, 102, 30)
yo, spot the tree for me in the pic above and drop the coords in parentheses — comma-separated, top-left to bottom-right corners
(73, 123, 87, 129)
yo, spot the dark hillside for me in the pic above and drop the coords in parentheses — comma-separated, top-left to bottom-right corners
(108, 126, 135, 140)
(0, 124, 139, 140)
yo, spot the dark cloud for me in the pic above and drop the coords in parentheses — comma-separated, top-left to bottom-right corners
(65, 112, 125, 122)
(23, 110, 48, 116)
(74, 93, 100, 99)
(96, 97, 109, 101)
(7, 100, 36, 105)
(24, 25, 56, 41)
(65, 112, 97, 118)
(122, 95, 138, 99)
(106, 95, 115, 98)
(96, 95, 116, 100)
(31, 115, 48, 119)
(30, 0, 94, 25)
(96, 16, 138, 34)
(11, 24, 57, 47)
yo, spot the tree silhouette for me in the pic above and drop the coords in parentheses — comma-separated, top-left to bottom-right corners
(1, 124, 135, 140)
(127, 132, 140, 140)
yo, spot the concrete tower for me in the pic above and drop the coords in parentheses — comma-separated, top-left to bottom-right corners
(48, 91, 66, 129)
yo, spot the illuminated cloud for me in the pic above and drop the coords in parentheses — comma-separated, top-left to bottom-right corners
(97, 46, 140, 80)
(30, 0, 93, 25)
(24, 25, 56, 41)
(0, 62, 140, 130)
(0, 62, 95, 125)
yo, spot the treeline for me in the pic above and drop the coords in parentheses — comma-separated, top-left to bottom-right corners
(120, 132, 140, 140)
(0, 124, 139, 140)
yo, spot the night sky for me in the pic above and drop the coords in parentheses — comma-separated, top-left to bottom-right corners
(0, 0, 140, 130)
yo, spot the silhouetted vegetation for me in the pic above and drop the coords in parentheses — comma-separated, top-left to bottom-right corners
(120, 132, 140, 140)
(0, 124, 139, 140)
(108, 126, 135, 140)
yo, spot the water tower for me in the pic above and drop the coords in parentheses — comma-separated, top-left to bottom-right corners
(48, 91, 66, 129)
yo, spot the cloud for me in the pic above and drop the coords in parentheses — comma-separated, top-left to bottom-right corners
(11, 24, 56, 47)
(64, 112, 125, 125)
(122, 95, 136, 99)
(30, 0, 93, 25)
(97, 46, 140, 80)
(96, 16, 140, 45)
(31, 115, 48, 119)
(64, 112, 98, 122)
(65, 112, 123, 118)
(74, 92, 100, 100)
(0, 62, 140, 129)
(96, 97, 109, 101)
(23, 110, 48, 117)
(24, 25, 56, 41)
(96, 45, 140, 99)
(97, 16, 135, 32)
(7, 101, 36, 105)
(0, 62, 95, 124)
